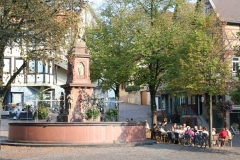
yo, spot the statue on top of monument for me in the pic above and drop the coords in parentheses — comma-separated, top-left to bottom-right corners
(77, 1, 87, 42)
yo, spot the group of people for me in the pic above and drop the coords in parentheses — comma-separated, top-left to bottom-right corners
(125, 118, 134, 122)
(150, 120, 232, 146)
(9, 107, 32, 120)
(151, 122, 209, 144)
(214, 127, 232, 146)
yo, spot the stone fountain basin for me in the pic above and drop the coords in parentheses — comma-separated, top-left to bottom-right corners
(8, 122, 146, 144)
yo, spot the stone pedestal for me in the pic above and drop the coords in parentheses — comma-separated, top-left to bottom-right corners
(57, 39, 96, 122)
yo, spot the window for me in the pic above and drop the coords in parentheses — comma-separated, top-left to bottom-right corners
(162, 96, 165, 110)
(192, 96, 196, 104)
(156, 97, 160, 110)
(49, 62, 53, 74)
(15, 59, 24, 73)
(38, 61, 44, 73)
(3, 58, 10, 73)
(29, 60, 35, 73)
(45, 62, 48, 73)
(188, 96, 191, 104)
(232, 57, 240, 72)
(11, 93, 23, 104)
(180, 97, 186, 105)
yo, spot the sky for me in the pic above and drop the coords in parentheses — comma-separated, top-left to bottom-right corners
(88, 0, 103, 8)
(88, 0, 197, 10)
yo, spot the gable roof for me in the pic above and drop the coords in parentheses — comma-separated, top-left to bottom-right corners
(210, 0, 240, 23)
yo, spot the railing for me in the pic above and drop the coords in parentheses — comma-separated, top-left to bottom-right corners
(25, 100, 61, 111)
(181, 105, 196, 116)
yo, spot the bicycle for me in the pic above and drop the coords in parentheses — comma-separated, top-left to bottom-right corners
(199, 133, 208, 149)
(183, 134, 192, 147)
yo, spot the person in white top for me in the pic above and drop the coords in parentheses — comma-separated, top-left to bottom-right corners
(183, 123, 187, 131)
(145, 120, 150, 130)
(159, 126, 167, 134)
(212, 128, 216, 135)
(202, 126, 209, 136)
(225, 127, 232, 139)
(179, 126, 185, 138)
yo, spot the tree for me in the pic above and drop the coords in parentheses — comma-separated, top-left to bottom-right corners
(124, 0, 177, 125)
(87, 0, 180, 125)
(0, 0, 80, 120)
(163, 1, 230, 147)
(85, 0, 137, 98)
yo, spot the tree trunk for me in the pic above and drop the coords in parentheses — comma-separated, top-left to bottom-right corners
(209, 94, 213, 148)
(223, 111, 226, 128)
(0, 60, 27, 121)
(149, 85, 157, 126)
(115, 84, 120, 99)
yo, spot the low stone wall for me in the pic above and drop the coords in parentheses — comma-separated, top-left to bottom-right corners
(8, 122, 146, 144)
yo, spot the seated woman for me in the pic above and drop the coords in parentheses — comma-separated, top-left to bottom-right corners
(16, 109, 21, 117)
(225, 127, 232, 140)
(145, 120, 150, 130)
(198, 126, 203, 135)
(212, 128, 216, 135)
(185, 126, 194, 140)
(171, 123, 177, 132)
(218, 128, 228, 146)
(178, 126, 185, 139)
(161, 118, 168, 128)
(9, 108, 14, 114)
(202, 126, 209, 137)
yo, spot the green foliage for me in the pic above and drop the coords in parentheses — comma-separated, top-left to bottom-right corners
(125, 86, 140, 92)
(25, 105, 31, 110)
(105, 108, 118, 121)
(0, 0, 78, 120)
(37, 106, 49, 119)
(216, 100, 234, 113)
(230, 85, 240, 105)
(37, 89, 50, 108)
(164, 2, 230, 97)
(85, 0, 140, 98)
(86, 108, 101, 119)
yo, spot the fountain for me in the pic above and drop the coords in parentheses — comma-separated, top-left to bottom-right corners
(6, 1, 146, 145)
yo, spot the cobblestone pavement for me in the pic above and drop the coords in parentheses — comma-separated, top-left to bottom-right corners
(1, 142, 240, 160)
(1, 103, 240, 160)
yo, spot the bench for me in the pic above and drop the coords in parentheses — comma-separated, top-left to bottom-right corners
(19, 112, 33, 120)
(9, 112, 17, 119)
(1, 111, 9, 119)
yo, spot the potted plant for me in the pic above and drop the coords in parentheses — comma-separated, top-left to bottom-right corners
(105, 108, 118, 121)
(37, 106, 49, 119)
(86, 107, 100, 120)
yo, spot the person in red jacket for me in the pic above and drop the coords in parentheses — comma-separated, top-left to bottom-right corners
(218, 128, 228, 146)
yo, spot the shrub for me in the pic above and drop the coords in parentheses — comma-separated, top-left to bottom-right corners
(105, 108, 118, 121)
(230, 86, 240, 105)
(125, 86, 140, 92)
(37, 106, 49, 119)
(216, 100, 234, 113)
(86, 108, 100, 120)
